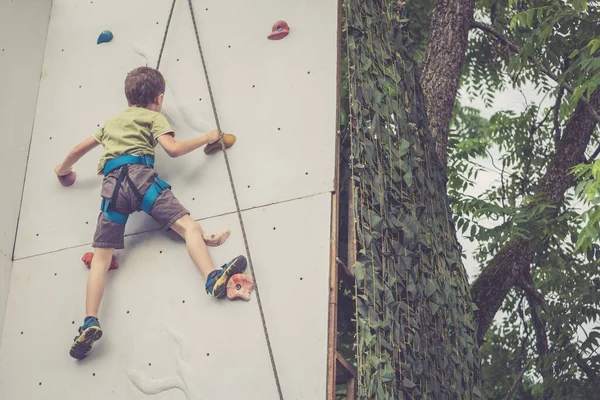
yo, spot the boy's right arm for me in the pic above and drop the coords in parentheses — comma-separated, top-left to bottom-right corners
(54, 136, 100, 176)
(157, 130, 219, 158)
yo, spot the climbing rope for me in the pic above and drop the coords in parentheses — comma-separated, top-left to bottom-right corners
(156, 1, 285, 398)
(156, 0, 178, 70)
(185, 2, 285, 398)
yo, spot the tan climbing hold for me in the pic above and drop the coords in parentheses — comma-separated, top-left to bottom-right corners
(204, 133, 236, 155)
(203, 230, 231, 247)
(227, 274, 255, 301)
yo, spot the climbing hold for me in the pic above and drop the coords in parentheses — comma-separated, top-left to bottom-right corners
(204, 133, 236, 155)
(268, 20, 290, 40)
(82, 252, 119, 270)
(97, 30, 113, 45)
(203, 230, 231, 247)
(57, 170, 76, 187)
(227, 274, 255, 301)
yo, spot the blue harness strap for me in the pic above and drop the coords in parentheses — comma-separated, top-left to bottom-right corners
(101, 198, 129, 225)
(100, 154, 170, 224)
(103, 154, 154, 176)
(141, 178, 171, 214)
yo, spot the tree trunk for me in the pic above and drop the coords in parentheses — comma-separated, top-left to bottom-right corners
(471, 89, 600, 345)
(421, 0, 475, 168)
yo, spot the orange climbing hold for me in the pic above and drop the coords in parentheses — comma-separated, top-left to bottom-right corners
(227, 274, 255, 301)
(82, 252, 119, 270)
(204, 133, 236, 155)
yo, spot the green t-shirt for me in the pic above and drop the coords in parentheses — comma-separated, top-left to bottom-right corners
(93, 107, 174, 173)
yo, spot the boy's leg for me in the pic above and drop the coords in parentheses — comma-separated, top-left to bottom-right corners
(86, 247, 115, 317)
(171, 214, 214, 278)
(70, 247, 114, 360)
(170, 215, 247, 298)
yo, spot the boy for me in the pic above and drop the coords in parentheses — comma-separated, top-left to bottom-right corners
(54, 66, 246, 360)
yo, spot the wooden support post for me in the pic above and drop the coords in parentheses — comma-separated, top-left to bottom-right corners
(327, 2, 344, 398)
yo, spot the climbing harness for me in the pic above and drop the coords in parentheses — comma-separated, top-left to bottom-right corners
(100, 154, 171, 225)
(155, 1, 285, 398)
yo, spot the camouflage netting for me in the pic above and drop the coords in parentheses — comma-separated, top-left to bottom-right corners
(342, 1, 481, 398)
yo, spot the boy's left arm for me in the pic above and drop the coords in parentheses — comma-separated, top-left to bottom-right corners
(54, 136, 100, 176)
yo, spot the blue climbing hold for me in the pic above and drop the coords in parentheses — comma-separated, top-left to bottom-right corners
(97, 30, 113, 45)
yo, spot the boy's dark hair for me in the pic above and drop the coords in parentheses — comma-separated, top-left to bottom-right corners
(125, 67, 165, 107)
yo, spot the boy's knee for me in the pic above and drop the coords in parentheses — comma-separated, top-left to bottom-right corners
(174, 215, 202, 236)
(186, 220, 202, 236)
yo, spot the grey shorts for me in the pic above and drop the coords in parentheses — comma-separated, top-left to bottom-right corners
(93, 164, 189, 249)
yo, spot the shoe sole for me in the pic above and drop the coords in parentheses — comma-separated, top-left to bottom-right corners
(70, 326, 102, 360)
(212, 257, 247, 299)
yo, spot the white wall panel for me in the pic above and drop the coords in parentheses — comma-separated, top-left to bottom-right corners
(14, 0, 337, 259)
(0, 0, 53, 343)
(0, 0, 52, 256)
(0, 253, 11, 345)
(1, 193, 332, 399)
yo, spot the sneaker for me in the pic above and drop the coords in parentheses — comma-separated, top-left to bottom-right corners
(205, 255, 247, 299)
(70, 317, 103, 360)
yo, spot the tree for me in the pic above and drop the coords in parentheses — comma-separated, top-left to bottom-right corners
(414, 0, 600, 398)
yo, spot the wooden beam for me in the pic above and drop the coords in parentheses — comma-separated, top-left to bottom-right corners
(336, 351, 358, 378)
(326, 1, 344, 399)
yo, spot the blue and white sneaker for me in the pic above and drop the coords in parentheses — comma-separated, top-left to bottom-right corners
(205, 255, 247, 299)
(70, 317, 102, 360)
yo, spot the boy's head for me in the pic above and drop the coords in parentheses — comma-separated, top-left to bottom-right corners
(125, 67, 165, 110)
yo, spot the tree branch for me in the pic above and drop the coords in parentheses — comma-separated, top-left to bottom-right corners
(471, 88, 600, 346)
(470, 20, 600, 125)
(586, 142, 600, 163)
(506, 367, 527, 400)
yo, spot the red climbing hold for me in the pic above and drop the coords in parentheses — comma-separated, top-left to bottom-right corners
(57, 170, 77, 187)
(227, 274, 255, 301)
(267, 20, 290, 40)
(82, 252, 119, 270)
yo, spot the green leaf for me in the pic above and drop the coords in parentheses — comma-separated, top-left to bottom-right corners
(403, 378, 417, 389)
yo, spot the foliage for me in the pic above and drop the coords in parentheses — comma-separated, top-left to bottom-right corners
(342, 1, 480, 398)
(446, 0, 600, 398)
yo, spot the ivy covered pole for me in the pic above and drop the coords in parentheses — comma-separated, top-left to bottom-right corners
(344, 0, 480, 398)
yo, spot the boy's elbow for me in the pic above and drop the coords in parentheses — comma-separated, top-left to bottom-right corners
(165, 146, 181, 158)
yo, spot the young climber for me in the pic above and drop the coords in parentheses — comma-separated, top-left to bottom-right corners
(54, 66, 246, 360)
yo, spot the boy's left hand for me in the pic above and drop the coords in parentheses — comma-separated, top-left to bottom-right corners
(54, 163, 71, 177)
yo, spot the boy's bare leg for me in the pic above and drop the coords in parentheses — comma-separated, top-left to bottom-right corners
(86, 247, 114, 317)
(171, 214, 215, 279)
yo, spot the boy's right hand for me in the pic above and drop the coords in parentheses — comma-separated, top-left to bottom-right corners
(206, 130, 220, 144)
(54, 163, 71, 177)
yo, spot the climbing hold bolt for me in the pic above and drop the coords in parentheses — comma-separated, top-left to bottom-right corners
(267, 20, 290, 40)
(97, 30, 113, 45)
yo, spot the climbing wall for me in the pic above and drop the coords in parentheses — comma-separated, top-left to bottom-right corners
(0, 0, 338, 398)
(0, 0, 53, 340)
